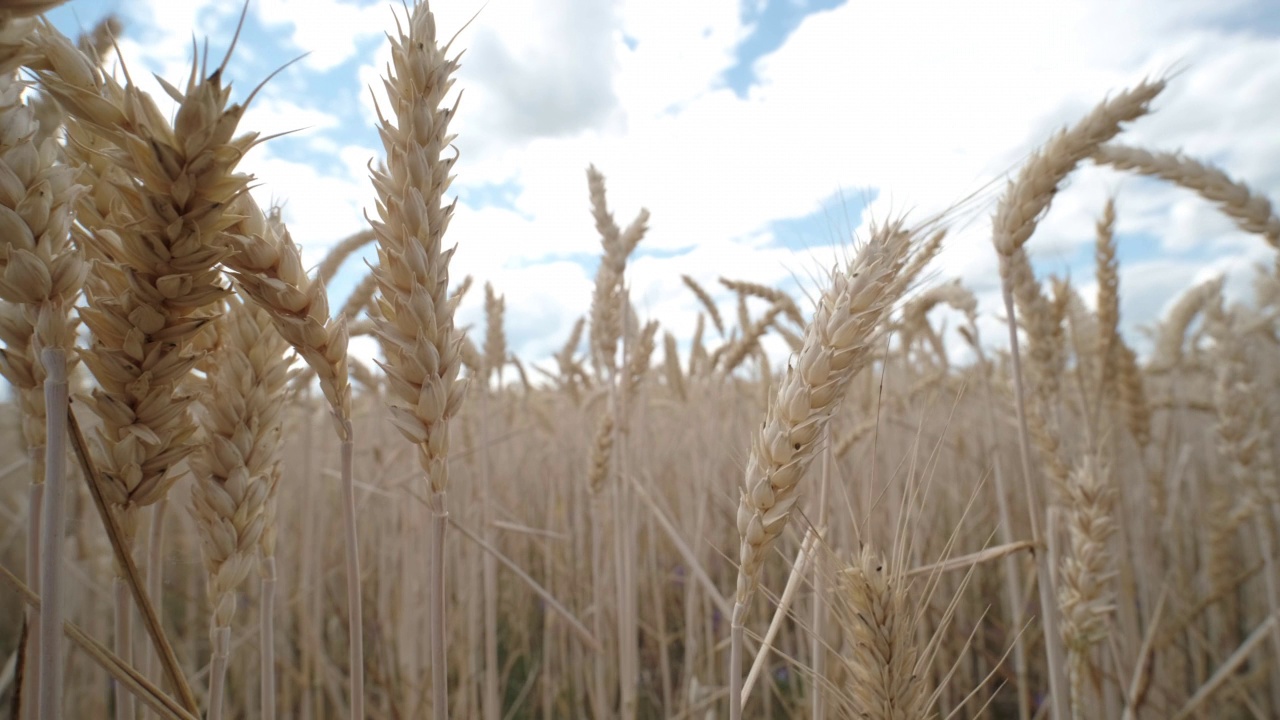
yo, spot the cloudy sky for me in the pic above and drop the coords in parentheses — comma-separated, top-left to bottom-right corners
(47, 0, 1280, 366)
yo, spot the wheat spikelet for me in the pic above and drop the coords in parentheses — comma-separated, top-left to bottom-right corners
(1093, 143, 1280, 248)
(587, 410, 614, 495)
(1150, 277, 1224, 372)
(719, 304, 783, 376)
(0, 13, 85, 380)
(366, 2, 467, 487)
(735, 219, 918, 605)
(625, 319, 658, 395)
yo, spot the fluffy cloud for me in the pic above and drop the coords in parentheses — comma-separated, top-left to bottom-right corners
(47, 0, 1280, 367)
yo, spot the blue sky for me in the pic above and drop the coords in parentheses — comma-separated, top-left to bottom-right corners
(45, 0, 1280, 364)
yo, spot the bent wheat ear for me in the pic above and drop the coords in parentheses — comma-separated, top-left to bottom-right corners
(730, 219, 920, 720)
(735, 220, 917, 604)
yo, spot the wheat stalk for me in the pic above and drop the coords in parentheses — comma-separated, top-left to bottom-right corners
(366, 4, 466, 715)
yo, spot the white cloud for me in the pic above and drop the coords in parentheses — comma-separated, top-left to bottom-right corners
(81, 0, 1280, 367)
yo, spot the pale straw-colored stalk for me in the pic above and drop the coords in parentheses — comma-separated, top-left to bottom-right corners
(367, 4, 466, 716)
(0, 17, 85, 720)
(479, 282, 505, 720)
(731, 219, 921, 719)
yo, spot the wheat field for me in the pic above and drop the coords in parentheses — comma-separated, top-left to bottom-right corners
(1, 2, 1278, 719)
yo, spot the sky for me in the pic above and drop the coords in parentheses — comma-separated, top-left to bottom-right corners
(45, 0, 1280, 368)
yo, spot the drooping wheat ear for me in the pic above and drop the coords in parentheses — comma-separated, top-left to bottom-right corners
(662, 331, 686, 402)
(682, 274, 724, 336)
(1058, 456, 1116, 720)
(368, 6, 465, 717)
(224, 198, 351, 437)
(1092, 143, 1280, 248)
(484, 282, 507, 384)
(35, 22, 262, 523)
(1094, 198, 1120, 390)
(731, 220, 919, 716)
(830, 546, 928, 720)
(190, 298, 290, 720)
(587, 165, 649, 376)
(1150, 276, 1224, 372)
(719, 278, 804, 328)
(315, 228, 377, 286)
(993, 80, 1164, 257)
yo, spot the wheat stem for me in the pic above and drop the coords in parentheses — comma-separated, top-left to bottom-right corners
(36, 348, 66, 720)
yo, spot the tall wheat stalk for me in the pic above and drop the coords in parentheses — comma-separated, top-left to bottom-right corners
(0, 15, 80, 720)
(367, 3, 466, 716)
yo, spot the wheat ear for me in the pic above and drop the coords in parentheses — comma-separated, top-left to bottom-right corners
(831, 546, 929, 720)
(1092, 143, 1280, 247)
(731, 219, 919, 719)
(1058, 457, 1116, 720)
(190, 298, 289, 720)
(367, 4, 466, 716)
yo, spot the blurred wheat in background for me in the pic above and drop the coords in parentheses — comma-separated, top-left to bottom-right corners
(0, 1, 1278, 719)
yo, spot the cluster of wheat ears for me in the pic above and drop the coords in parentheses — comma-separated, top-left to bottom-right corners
(0, 1, 1277, 719)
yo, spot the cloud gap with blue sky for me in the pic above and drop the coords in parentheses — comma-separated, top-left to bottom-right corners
(44, 0, 1280, 367)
